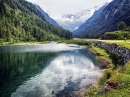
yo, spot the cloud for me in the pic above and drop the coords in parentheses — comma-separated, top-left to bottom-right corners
(26, 0, 113, 19)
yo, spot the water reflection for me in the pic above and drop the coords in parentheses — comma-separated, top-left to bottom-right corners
(0, 52, 58, 97)
(11, 50, 102, 97)
(0, 44, 102, 97)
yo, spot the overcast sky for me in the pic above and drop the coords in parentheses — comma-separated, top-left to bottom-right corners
(26, 0, 113, 19)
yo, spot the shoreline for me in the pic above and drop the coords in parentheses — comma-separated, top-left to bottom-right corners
(1, 41, 128, 96)
(83, 42, 130, 97)
(80, 46, 112, 95)
(0, 42, 104, 97)
(0, 41, 53, 46)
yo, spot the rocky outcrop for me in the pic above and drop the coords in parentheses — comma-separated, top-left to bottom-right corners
(101, 34, 117, 40)
(88, 41, 130, 64)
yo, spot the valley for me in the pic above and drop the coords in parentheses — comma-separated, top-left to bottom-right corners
(0, 0, 130, 97)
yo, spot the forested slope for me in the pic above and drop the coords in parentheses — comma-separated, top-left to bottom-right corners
(0, 0, 72, 43)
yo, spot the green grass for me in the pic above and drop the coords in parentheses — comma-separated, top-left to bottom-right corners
(83, 46, 130, 97)
(84, 74, 130, 97)
(86, 73, 130, 97)
(61, 39, 88, 45)
(99, 69, 113, 85)
(104, 31, 130, 40)
(89, 45, 109, 57)
(68, 38, 130, 97)
(0, 41, 51, 46)
(121, 61, 130, 75)
(99, 40, 130, 49)
(88, 45, 115, 69)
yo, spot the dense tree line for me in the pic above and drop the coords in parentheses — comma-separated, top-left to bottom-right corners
(0, 0, 72, 43)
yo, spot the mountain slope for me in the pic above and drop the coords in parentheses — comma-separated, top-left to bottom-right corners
(35, 4, 61, 28)
(75, 0, 130, 38)
(0, 0, 72, 43)
(73, 4, 107, 36)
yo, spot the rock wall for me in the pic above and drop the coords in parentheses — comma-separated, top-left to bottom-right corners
(88, 41, 130, 64)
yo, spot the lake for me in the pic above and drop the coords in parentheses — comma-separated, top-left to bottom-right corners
(0, 43, 102, 97)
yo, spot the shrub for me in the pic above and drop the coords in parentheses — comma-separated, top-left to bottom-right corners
(117, 22, 127, 30)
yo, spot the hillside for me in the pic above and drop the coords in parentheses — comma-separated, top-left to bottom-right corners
(0, 0, 72, 43)
(101, 31, 130, 40)
(75, 0, 130, 38)
(35, 4, 62, 28)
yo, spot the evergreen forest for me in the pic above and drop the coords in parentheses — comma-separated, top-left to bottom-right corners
(0, 0, 72, 43)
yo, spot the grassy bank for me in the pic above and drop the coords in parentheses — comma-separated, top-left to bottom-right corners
(0, 41, 51, 46)
(83, 45, 130, 97)
(61, 39, 87, 45)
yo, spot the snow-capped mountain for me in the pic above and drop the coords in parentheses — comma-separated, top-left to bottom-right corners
(55, 1, 112, 32)
(56, 8, 97, 32)
(73, 4, 108, 36)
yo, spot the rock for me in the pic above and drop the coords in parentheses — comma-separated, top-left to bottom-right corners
(88, 41, 130, 64)
(99, 83, 109, 94)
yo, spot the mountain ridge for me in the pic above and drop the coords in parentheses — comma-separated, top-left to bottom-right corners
(0, 0, 72, 43)
(74, 0, 130, 38)
(35, 4, 62, 28)
(56, 2, 111, 32)
(73, 4, 108, 37)
(56, 7, 97, 31)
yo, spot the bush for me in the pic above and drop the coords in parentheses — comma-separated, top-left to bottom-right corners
(102, 31, 130, 40)
(117, 22, 127, 30)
